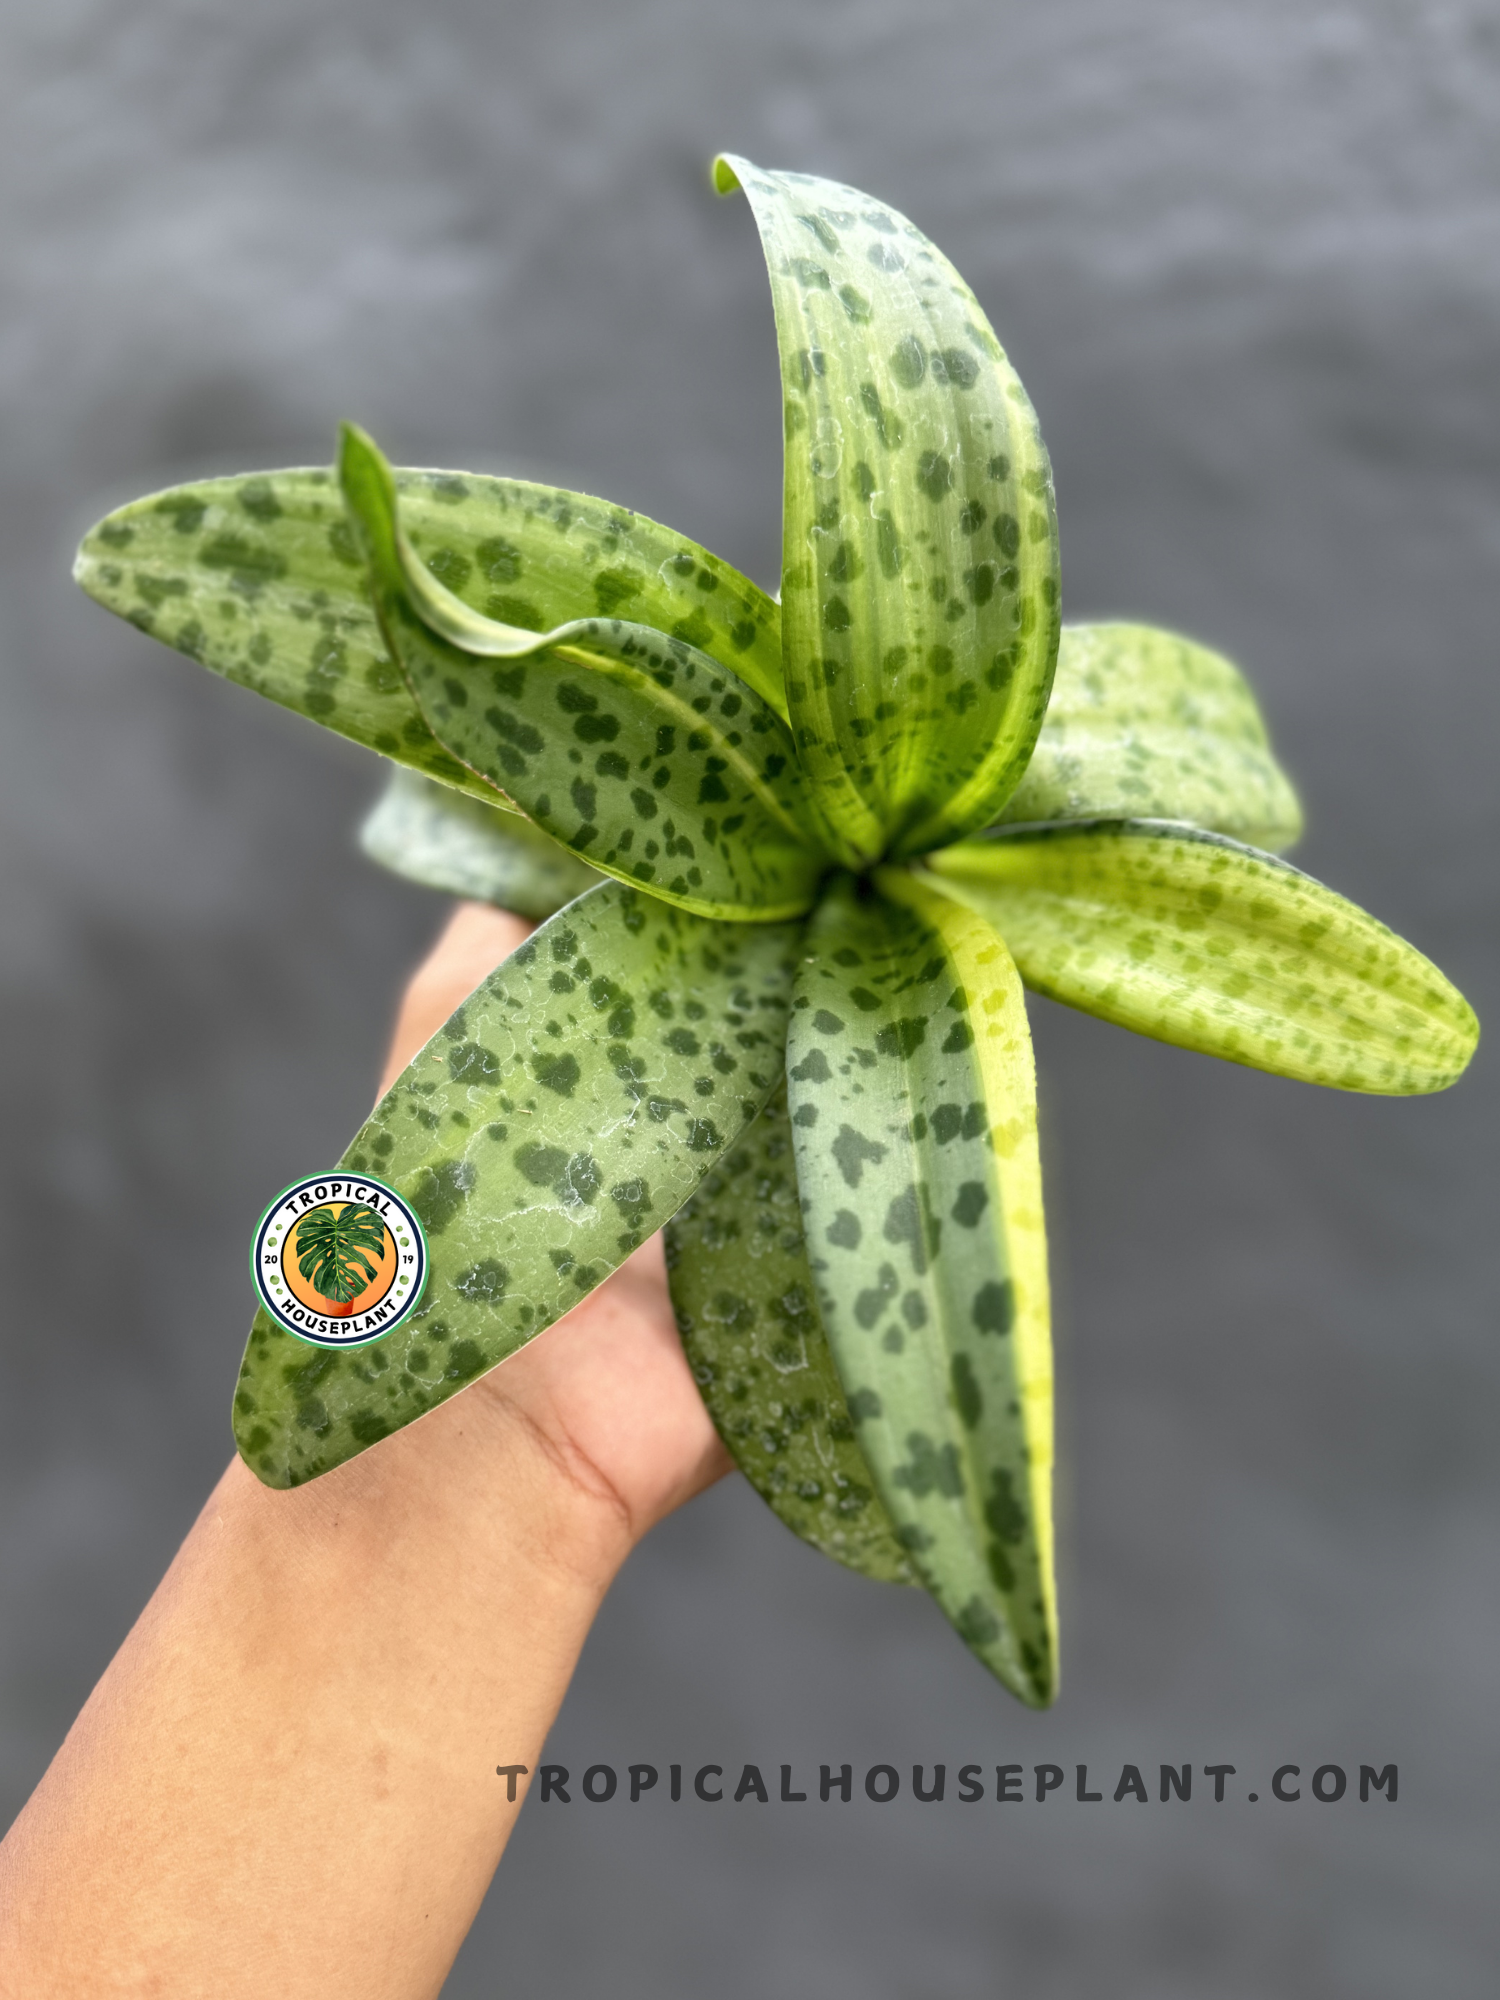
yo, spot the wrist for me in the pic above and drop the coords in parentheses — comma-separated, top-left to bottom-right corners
(460, 1368, 642, 1595)
(241, 1357, 636, 1616)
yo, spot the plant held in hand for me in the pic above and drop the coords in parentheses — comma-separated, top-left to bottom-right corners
(75, 157, 1477, 1706)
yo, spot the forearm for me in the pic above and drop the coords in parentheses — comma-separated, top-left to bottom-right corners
(0, 1381, 631, 1999)
(0, 901, 726, 1995)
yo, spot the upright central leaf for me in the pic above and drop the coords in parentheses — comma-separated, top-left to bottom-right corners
(717, 155, 1061, 866)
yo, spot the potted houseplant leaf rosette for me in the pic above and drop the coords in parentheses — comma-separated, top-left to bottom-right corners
(74, 156, 1477, 1708)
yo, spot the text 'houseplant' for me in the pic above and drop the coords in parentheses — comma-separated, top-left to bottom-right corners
(75, 156, 1478, 1707)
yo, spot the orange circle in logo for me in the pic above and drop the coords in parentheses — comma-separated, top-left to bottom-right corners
(282, 1203, 400, 1319)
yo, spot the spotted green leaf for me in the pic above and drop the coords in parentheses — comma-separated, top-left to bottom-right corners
(927, 821, 1478, 1093)
(74, 461, 785, 804)
(666, 1082, 916, 1584)
(391, 464, 785, 718)
(235, 879, 802, 1488)
(786, 873, 1055, 1704)
(73, 468, 506, 806)
(999, 623, 1304, 850)
(339, 425, 826, 922)
(715, 155, 1060, 868)
(360, 766, 600, 917)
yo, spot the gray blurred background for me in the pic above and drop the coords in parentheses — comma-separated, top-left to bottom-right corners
(2, 1, 1498, 1992)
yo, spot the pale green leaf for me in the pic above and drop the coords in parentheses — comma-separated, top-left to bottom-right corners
(340, 425, 826, 923)
(715, 155, 1060, 868)
(999, 623, 1304, 850)
(74, 468, 505, 807)
(235, 879, 802, 1488)
(73, 460, 785, 803)
(666, 1082, 916, 1584)
(785, 873, 1056, 1705)
(360, 766, 600, 917)
(927, 820, 1478, 1093)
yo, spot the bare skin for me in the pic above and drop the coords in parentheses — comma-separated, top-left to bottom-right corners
(0, 902, 730, 1999)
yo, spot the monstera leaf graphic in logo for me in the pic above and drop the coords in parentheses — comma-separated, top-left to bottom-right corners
(294, 1204, 388, 1315)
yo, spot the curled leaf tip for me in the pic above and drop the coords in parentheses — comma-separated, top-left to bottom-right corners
(711, 154, 744, 196)
(338, 421, 545, 659)
(336, 419, 384, 484)
(336, 421, 399, 569)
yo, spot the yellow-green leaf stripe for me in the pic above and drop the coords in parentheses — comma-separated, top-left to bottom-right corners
(786, 873, 1056, 1704)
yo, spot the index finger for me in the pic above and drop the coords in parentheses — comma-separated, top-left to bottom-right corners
(379, 902, 535, 1096)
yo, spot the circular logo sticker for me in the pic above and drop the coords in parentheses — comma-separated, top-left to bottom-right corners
(250, 1174, 428, 1348)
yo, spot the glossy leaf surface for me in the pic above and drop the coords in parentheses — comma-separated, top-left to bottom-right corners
(235, 881, 801, 1487)
(360, 766, 600, 917)
(341, 427, 826, 922)
(928, 821, 1478, 1093)
(1000, 623, 1304, 850)
(74, 469, 505, 806)
(666, 1083, 916, 1584)
(716, 156, 1060, 867)
(787, 874, 1055, 1704)
(74, 460, 784, 799)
